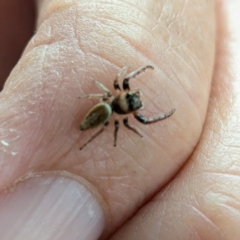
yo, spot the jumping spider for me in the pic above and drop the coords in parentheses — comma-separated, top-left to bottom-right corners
(79, 65, 175, 150)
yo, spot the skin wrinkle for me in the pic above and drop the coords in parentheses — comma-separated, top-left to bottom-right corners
(31, 118, 72, 170)
(108, 197, 125, 210)
(149, 140, 177, 169)
(179, 0, 188, 16)
(185, 43, 206, 76)
(126, 144, 151, 173)
(94, 15, 130, 31)
(167, 200, 223, 238)
(131, 201, 171, 240)
(150, 219, 165, 240)
(32, 120, 61, 159)
(119, 182, 145, 201)
(92, 23, 155, 65)
(134, 160, 154, 181)
(53, 120, 79, 161)
(219, 202, 240, 216)
(38, 46, 49, 89)
(105, 12, 156, 36)
(121, 133, 141, 154)
(98, 1, 158, 28)
(99, 174, 132, 181)
(101, 31, 157, 73)
(95, 165, 148, 209)
(155, 6, 164, 24)
(204, 171, 240, 181)
(170, 69, 202, 127)
(212, 192, 240, 210)
(115, 30, 158, 64)
(104, 152, 115, 180)
(171, 42, 202, 81)
(46, 138, 71, 169)
(139, 141, 158, 163)
(26, 27, 72, 55)
(85, 52, 118, 76)
(104, 186, 127, 206)
(38, 0, 161, 28)
(72, 10, 87, 59)
(186, 206, 223, 239)
(203, 131, 240, 161)
(187, 229, 202, 240)
(165, 39, 191, 54)
(118, 0, 157, 21)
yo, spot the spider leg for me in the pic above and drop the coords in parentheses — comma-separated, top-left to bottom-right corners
(134, 108, 176, 124)
(118, 66, 130, 77)
(79, 94, 107, 99)
(123, 65, 154, 91)
(139, 102, 144, 110)
(114, 66, 129, 93)
(123, 117, 143, 137)
(79, 122, 109, 150)
(114, 120, 120, 147)
(113, 80, 121, 93)
(94, 80, 112, 97)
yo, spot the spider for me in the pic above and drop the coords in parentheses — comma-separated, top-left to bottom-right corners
(79, 65, 175, 150)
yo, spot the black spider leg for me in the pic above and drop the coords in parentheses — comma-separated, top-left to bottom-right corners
(114, 120, 120, 146)
(122, 65, 154, 91)
(123, 117, 143, 137)
(134, 108, 176, 124)
(114, 79, 121, 92)
(114, 66, 129, 93)
(79, 122, 109, 150)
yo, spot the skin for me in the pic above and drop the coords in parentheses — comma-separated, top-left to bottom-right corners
(0, 0, 240, 239)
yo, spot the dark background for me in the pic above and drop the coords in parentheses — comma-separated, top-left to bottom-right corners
(0, 0, 36, 90)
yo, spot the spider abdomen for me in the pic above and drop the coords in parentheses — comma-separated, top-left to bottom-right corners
(112, 92, 142, 114)
(80, 102, 112, 130)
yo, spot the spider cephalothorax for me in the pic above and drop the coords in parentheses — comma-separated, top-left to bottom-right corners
(79, 65, 175, 150)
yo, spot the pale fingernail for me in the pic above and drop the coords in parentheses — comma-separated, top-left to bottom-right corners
(0, 174, 105, 240)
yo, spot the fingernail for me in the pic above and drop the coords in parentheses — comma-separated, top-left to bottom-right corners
(0, 173, 105, 240)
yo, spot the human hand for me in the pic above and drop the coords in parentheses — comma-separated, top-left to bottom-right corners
(0, 1, 239, 240)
